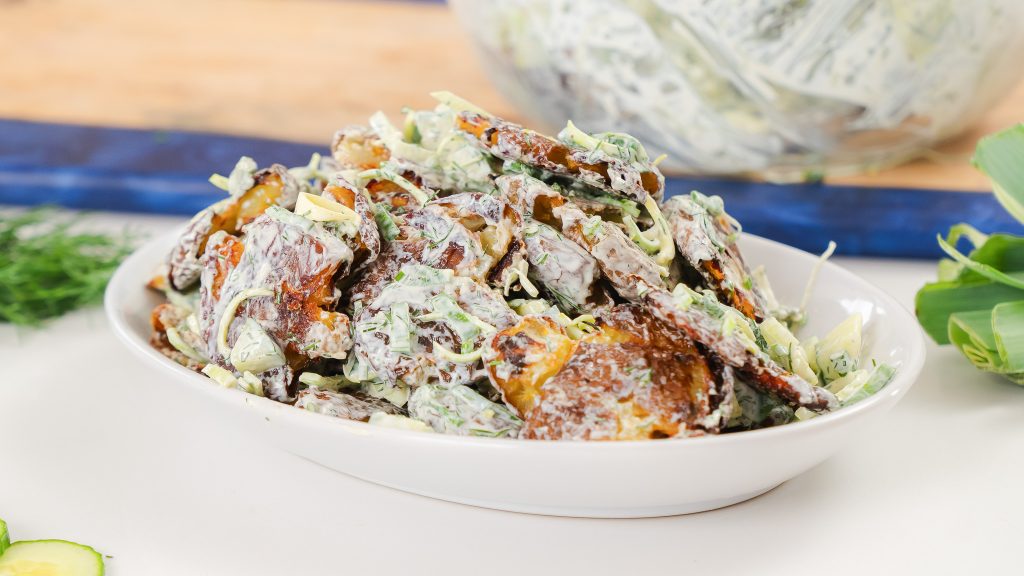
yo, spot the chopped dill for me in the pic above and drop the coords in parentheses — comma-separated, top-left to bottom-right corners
(0, 208, 134, 326)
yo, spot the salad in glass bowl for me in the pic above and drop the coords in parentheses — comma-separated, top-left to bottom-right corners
(449, 0, 1024, 179)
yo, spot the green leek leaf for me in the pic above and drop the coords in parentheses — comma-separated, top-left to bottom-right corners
(972, 123, 1024, 225)
(945, 223, 989, 250)
(951, 233, 1024, 285)
(919, 124, 1024, 386)
(949, 309, 1001, 372)
(936, 234, 1024, 291)
(916, 279, 1024, 344)
(947, 304, 1024, 384)
(993, 301, 1024, 374)
(934, 224, 987, 281)
(936, 258, 961, 282)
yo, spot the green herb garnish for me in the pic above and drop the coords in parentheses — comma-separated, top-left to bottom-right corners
(0, 208, 133, 326)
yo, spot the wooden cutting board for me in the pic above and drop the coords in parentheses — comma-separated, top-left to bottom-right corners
(1, 0, 1022, 191)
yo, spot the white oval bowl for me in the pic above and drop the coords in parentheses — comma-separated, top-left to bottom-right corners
(106, 229, 925, 518)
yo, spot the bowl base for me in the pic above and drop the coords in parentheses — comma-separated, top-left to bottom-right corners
(291, 452, 783, 518)
(414, 485, 782, 518)
(354, 472, 782, 518)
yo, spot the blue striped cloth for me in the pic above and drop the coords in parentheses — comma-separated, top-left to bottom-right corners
(1, 119, 1019, 258)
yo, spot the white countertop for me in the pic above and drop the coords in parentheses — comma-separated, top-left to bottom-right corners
(2, 213, 1022, 575)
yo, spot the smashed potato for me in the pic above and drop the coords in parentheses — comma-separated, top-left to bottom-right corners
(148, 92, 880, 439)
(456, 111, 663, 204)
(167, 166, 300, 290)
(521, 306, 732, 440)
(484, 315, 577, 417)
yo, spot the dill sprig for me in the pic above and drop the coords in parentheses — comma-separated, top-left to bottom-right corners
(0, 208, 134, 326)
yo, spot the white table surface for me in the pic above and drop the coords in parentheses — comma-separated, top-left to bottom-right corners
(2, 212, 1022, 576)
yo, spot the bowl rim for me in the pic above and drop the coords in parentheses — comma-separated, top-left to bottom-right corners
(105, 228, 926, 451)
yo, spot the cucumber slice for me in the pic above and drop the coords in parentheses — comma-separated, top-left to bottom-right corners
(0, 518, 9, 555)
(0, 540, 104, 575)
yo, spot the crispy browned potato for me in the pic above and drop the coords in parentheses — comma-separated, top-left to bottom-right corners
(496, 174, 620, 314)
(556, 202, 665, 301)
(639, 281, 837, 411)
(203, 232, 245, 302)
(351, 268, 521, 390)
(427, 193, 520, 264)
(521, 305, 732, 440)
(427, 192, 533, 294)
(295, 387, 402, 421)
(495, 173, 566, 228)
(521, 220, 612, 315)
(346, 194, 525, 309)
(456, 111, 663, 203)
(331, 125, 390, 170)
(322, 179, 382, 272)
(663, 195, 768, 321)
(396, 210, 486, 276)
(197, 214, 359, 401)
(496, 172, 666, 306)
(167, 167, 299, 290)
(345, 238, 427, 311)
(364, 173, 426, 212)
(148, 302, 204, 370)
(483, 315, 577, 417)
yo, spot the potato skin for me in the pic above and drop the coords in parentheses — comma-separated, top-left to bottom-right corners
(167, 167, 298, 291)
(295, 387, 401, 422)
(521, 305, 730, 440)
(640, 283, 837, 411)
(456, 111, 663, 203)
(662, 195, 768, 321)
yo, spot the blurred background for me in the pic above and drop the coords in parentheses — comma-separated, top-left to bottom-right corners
(2, 0, 1024, 257)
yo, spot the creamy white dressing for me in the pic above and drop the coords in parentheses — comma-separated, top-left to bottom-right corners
(409, 384, 522, 437)
(196, 208, 359, 401)
(351, 265, 520, 392)
(523, 220, 599, 314)
(155, 87, 907, 437)
(368, 412, 434, 432)
(370, 104, 496, 194)
(296, 386, 400, 421)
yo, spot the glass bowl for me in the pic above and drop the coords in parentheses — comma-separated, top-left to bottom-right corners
(449, 0, 1024, 180)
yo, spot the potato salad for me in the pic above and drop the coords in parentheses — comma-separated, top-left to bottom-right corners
(146, 92, 894, 440)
